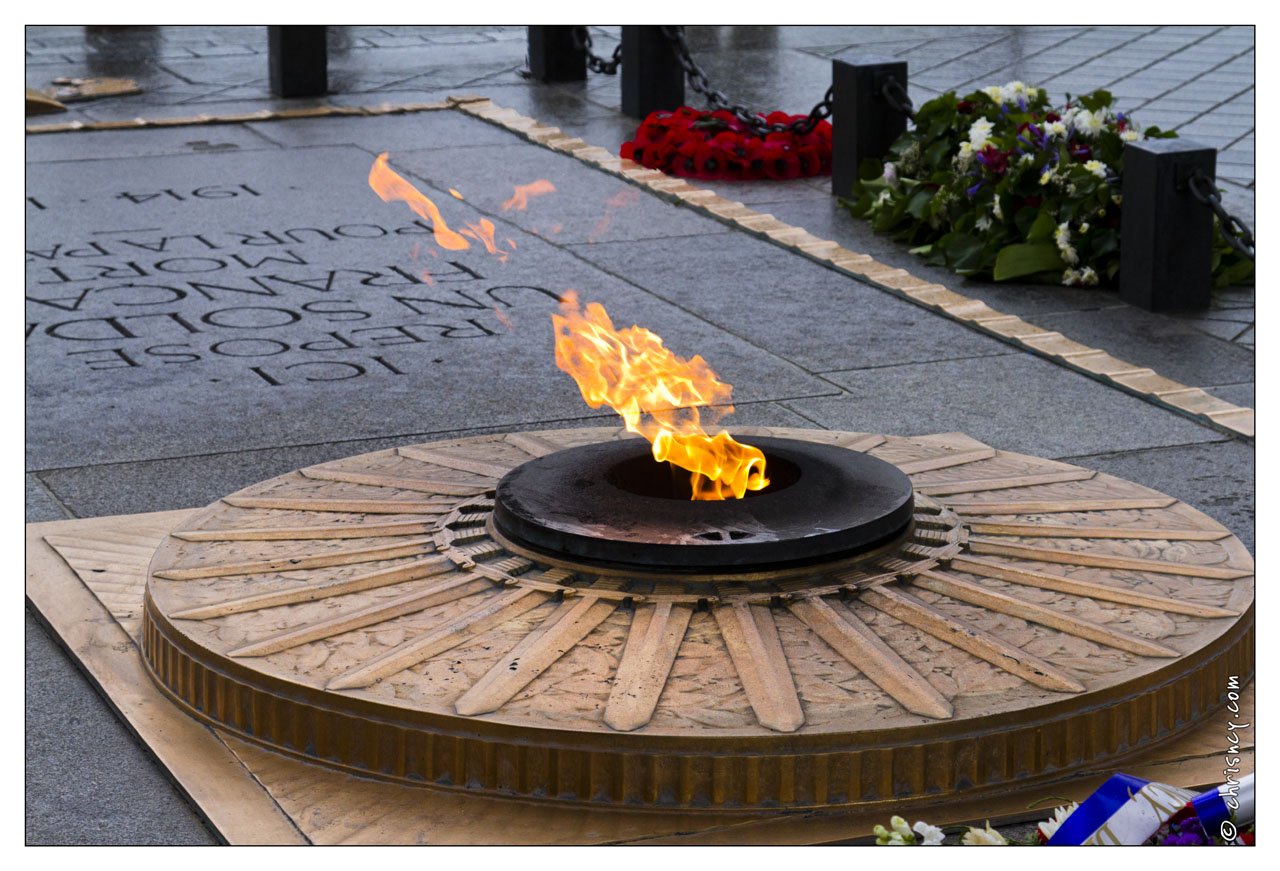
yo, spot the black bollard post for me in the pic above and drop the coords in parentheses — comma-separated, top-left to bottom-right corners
(528, 26, 586, 83)
(831, 57, 909, 200)
(268, 26, 328, 98)
(621, 26, 684, 119)
(1119, 139, 1217, 311)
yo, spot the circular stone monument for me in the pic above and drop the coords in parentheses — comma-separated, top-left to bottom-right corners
(141, 427, 1253, 811)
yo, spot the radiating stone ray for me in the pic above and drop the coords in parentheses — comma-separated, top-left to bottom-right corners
(788, 596, 953, 719)
(915, 469, 1095, 496)
(949, 555, 1237, 618)
(890, 447, 997, 475)
(713, 602, 804, 732)
(910, 570, 1179, 658)
(966, 537, 1252, 580)
(153, 537, 438, 581)
(860, 585, 1086, 693)
(604, 601, 694, 732)
(945, 496, 1177, 514)
(170, 555, 454, 619)
(227, 573, 496, 657)
(325, 572, 570, 690)
(396, 445, 515, 480)
(454, 593, 618, 717)
(172, 518, 437, 541)
(222, 495, 454, 514)
(299, 466, 488, 496)
(836, 433, 887, 452)
(965, 520, 1229, 541)
(504, 432, 565, 458)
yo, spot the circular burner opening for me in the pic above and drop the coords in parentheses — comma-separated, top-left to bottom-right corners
(605, 451, 802, 501)
(491, 436, 914, 576)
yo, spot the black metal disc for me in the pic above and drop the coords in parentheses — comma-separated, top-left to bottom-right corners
(491, 437, 914, 573)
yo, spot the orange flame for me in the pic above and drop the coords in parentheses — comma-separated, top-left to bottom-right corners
(369, 153, 469, 251)
(502, 179, 556, 212)
(552, 292, 768, 500)
(589, 188, 641, 243)
(462, 218, 505, 260)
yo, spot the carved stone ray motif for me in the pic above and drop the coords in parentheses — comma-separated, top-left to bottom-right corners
(859, 585, 1086, 693)
(299, 466, 488, 497)
(909, 570, 1179, 658)
(135, 428, 1253, 811)
(153, 537, 438, 581)
(964, 520, 1229, 541)
(222, 495, 454, 514)
(915, 469, 1096, 496)
(887, 447, 997, 475)
(325, 569, 571, 691)
(169, 555, 455, 620)
(604, 601, 694, 732)
(396, 444, 516, 480)
(453, 592, 618, 717)
(504, 431, 566, 458)
(966, 537, 1252, 580)
(713, 602, 804, 733)
(172, 518, 438, 541)
(946, 496, 1177, 514)
(787, 596, 952, 719)
(949, 555, 1238, 618)
(227, 573, 496, 657)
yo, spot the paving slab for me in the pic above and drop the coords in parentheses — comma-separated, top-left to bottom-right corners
(738, 197, 1115, 319)
(36, 400, 815, 520)
(244, 111, 518, 152)
(566, 233, 1015, 373)
(26, 124, 281, 163)
(388, 141, 735, 246)
(785, 353, 1223, 459)
(26, 473, 71, 522)
(25, 609, 218, 845)
(26, 132, 826, 470)
(1027, 306, 1255, 389)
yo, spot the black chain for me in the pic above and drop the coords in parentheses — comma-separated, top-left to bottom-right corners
(1189, 169, 1255, 260)
(880, 77, 916, 122)
(659, 26, 832, 138)
(572, 27, 621, 75)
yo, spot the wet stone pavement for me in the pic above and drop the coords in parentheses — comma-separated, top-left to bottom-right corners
(26, 25, 1253, 845)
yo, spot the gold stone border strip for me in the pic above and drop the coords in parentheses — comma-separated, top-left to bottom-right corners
(449, 96, 1254, 443)
(24, 97, 469, 134)
(27, 95, 1252, 441)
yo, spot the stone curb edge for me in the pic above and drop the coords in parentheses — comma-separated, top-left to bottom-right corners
(24, 99, 457, 133)
(27, 95, 1253, 442)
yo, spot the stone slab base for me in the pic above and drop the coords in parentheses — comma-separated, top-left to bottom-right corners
(27, 509, 1254, 845)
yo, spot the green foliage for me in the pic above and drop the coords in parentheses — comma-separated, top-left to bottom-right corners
(840, 82, 1253, 289)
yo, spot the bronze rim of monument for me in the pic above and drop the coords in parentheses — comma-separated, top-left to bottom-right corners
(140, 427, 1254, 811)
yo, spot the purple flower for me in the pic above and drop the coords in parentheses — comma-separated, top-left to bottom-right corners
(1017, 135, 1034, 149)
(1161, 832, 1206, 846)
(1017, 96, 1027, 112)
(966, 181, 983, 196)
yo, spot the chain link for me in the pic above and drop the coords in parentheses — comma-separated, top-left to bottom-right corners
(659, 26, 832, 138)
(572, 27, 621, 75)
(1189, 169, 1255, 260)
(880, 77, 916, 121)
